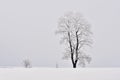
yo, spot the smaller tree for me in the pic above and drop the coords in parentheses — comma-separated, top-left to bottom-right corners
(56, 62, 59, 68)
(23, 59, 31, 68)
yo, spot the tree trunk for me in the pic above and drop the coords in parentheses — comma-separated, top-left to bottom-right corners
(73, 63, 77, 68)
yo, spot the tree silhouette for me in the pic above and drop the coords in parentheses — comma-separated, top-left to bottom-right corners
(56, 12, 93, 68)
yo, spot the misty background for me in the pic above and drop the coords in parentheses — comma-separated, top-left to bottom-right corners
(0, 0, 120, 67)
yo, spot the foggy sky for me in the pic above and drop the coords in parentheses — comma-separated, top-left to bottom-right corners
(0, 0, 120, 67)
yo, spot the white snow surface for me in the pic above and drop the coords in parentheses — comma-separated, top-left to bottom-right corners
(0, 68, 120, 80)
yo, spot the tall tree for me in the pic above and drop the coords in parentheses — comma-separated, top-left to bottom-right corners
(56, 12, 93, 68)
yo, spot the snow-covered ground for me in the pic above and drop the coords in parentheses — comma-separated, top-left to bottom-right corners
(0, 68, 120, 80)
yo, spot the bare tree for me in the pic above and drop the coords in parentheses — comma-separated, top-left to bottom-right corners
(23, 59, 31, 68)
(56, 12, 93, 68)
(56, 62, 59, 68)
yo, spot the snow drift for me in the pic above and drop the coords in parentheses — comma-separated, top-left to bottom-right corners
(0, 68, 120, 80)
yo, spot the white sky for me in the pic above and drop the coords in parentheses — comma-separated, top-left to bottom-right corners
(0, 0, 120, 67)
